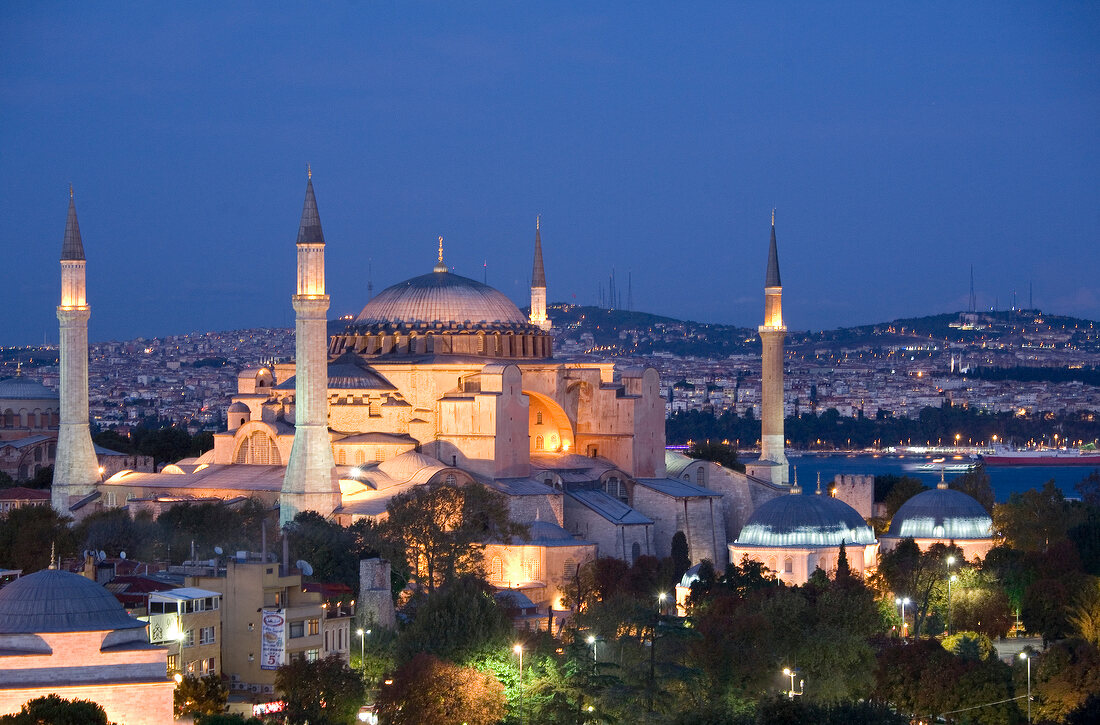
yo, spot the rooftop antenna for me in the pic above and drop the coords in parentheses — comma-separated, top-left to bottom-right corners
(483, 259, 487, 284)
(969, 266, 976, 313)
(367, 258, 374, 300)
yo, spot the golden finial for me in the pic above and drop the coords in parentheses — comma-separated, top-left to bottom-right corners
(15, 362, 21, 377)
(816, 471, 822, 495)
(771, 208, 775, 226)
(69, 184, 73, 200)
(434, 236, 447, 272)
(49, 542, 56, 570)
(307, 163, 312, 180)
(536, 215, 540, 231)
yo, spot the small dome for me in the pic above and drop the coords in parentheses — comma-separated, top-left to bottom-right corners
(680, 562, 705, 588)
(735, 493, 876, 547)
(227, 401, 250, 413)
(524, 521, 585, 546)
(0, 377, 58, 400)
(887, 488, 992, 540)
(376, 450, 444, 482)
(356, 271, 527, 327)
(0, 569, 147, 634)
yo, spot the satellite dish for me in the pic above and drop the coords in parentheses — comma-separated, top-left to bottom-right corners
(214, 546, 224, 556)
(296, 560, 314, 576)
(97, 550, 107, 562)
(119, 551, 126, 559)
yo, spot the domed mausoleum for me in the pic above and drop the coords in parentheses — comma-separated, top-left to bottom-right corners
(0, 569, 173, 724)
(729, 475, 878, 585)
(880, 476, 994, 560)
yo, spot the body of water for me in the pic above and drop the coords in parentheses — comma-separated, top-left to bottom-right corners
(781, 453, 1097, 502)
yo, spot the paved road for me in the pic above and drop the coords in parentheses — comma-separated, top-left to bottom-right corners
(993, 636, 1043, 662)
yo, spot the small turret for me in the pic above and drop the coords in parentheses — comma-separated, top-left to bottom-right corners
(529, 216, 550, 331)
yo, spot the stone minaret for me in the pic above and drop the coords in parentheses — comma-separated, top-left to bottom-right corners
(529, 216, 551, 331)
(53, 188, 101, 513)
(758, 210, 789, 484)
(281, 171, 339, 527)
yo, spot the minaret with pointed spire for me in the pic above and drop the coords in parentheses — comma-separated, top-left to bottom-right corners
(53, 187, 101, 513)
(529, 216, 551, 330)
(281, 171, 339, 527)
(758, 210, 789, 484)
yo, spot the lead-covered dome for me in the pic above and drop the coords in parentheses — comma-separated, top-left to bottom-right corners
(0, 376, 58, 400)
(356, 271, 527, 327)
(735, 493, 876, 547)
(0, 569, 147, 634)
(886, 488, 992, 541)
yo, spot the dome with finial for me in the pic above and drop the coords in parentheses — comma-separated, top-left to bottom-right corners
(0, 569, 148, 634)
(885, 487, 992, 541)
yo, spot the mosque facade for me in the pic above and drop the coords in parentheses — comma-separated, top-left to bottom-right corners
(51, 177, 988, 613)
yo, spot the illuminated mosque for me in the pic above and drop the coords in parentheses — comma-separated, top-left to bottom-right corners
(49, 175, 993, 606)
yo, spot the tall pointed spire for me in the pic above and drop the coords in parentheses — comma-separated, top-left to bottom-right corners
(765, 209, 781, 288)
(296, 173, 325, 245)
(61, 187, 85, 261)
(532, 216, 546, 287)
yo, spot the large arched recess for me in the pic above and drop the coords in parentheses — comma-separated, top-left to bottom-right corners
(525, 390, 575, 453)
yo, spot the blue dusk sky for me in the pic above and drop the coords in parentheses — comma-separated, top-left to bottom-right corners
(0, 2, 1097, 345)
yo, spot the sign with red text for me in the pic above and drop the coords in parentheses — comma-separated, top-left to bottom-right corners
(260, 610, 285, 670)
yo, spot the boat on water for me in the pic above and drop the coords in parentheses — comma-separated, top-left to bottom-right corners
(981, 444, 1100, 467)
(907, 460, 978, 473)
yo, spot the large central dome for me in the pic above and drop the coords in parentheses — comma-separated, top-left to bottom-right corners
(356, 271, 527, 326)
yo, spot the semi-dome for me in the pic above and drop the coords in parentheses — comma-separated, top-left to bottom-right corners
(735, 493, 876, 548)
(356, 271, 528, 327)
(886, 488, 992, 541)
(0, 569, 148, 634)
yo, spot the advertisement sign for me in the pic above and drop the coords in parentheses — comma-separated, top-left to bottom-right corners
(260, 610, 285, 670)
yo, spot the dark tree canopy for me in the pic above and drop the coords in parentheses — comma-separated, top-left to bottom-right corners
(275, 655, 365, 725)
(0, 695, 114, 725)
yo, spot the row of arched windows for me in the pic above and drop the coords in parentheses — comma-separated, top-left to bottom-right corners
(1, 409, 59, 428)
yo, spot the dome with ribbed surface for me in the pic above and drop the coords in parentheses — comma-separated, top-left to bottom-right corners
(886, 488, 992, 541)
(0, 377, 58, 400)
(356, 271, 527, 327)
(0, 569, 148, 634)
(735, 493, 875, 547)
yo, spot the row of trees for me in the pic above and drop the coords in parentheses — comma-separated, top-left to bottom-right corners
(667, 403, 1100, 449)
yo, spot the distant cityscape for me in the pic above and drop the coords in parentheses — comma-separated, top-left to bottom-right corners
(1, 305, 1097, 439)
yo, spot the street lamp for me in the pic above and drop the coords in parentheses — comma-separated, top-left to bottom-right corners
(586, 635, 597, 669)
(896, 597, 910, 637)
(657, 592, 667, 616)
(782, 667, 804, 699)
(1020, 652, 1031, 724)
(356, 628, 369, 669)
(514, 643, 524, 725)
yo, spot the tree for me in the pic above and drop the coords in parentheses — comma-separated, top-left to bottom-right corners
(1075, 469, 1100, 507)
(1067, 577, 1100, 647)
(942, 631, 997, 662)
(0, 695, 114, 725)
(835, 541, 852, 583)
(93, 429, 135, 454)
(157, 498, 269, 564)
(174, 673, 229, 718)
(275, 655, 365, 725)
(993, 479, 1086, 551)
(686, 440, 745, 473)
(670, 531, 691, 580)
(0, 505, 76, 573)
(376, 653, 506, 725)
(881, 477, 927, 520)
(76, 507, 160, 561)
(871, 540, 959, 637)
(381, 480, 525, 593)
(26, 465, 53, 488)
(195, 716, 263, 725)
(1033, 639, 1100, 723)
(396, 575, 514, 664)
(286, 511, 360, 589)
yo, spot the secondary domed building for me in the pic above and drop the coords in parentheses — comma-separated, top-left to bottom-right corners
(879, 477, 994, 560)
(729, 476, 878, 585)
(0, 568, 173, 724)
(0, 372, 59, 481)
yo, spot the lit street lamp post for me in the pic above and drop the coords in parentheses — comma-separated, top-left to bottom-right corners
(586, 635, 597, 672)
(356, 628, 370, 670)
(1020, 652, 1031, 724)
(782, 667, 804, 699)
(947, 574, 957, 636)
(514, 643, 524, 725)
(896, 596, 910, 637)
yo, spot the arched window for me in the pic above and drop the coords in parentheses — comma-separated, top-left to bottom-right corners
(535, 435, 544, 451)
(2, 410, 13, 428)
(536, 411, 543, 425)
(490, 557, 503, 582)
(234, 431, 281, 465)
(338, 449, 346, 465)
(563, 558, 578, 579)
(767, 557, 777, 573)
(783, 557, 793, 574)
(696, 466, 704, 484)
(355, 450, 364, 464)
